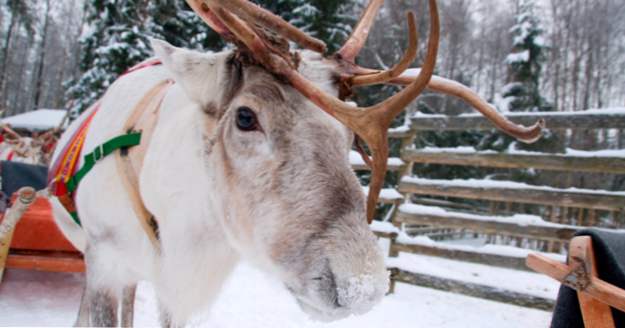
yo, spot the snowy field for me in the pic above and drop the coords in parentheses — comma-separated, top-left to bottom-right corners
(0, 261, 553, 327)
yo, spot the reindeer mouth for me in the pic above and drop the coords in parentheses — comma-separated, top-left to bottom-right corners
(286, 278, 382, 322)
(293, 295, 353, 322)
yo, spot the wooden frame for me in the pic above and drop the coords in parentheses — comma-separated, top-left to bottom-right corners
(527, 236, 625, 328)
(0, 187, 85, 282)
(0, 187, 37, 281)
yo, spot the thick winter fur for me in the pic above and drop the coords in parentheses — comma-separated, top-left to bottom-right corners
(52, 40, 388, 326)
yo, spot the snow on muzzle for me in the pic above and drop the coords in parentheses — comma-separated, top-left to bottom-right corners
(288, 224, 389, 321)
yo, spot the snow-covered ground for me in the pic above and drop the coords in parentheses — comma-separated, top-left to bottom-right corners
(0, 262, 553, 327)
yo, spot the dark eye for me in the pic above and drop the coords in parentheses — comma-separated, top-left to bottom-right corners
(235, 106, 259, 131)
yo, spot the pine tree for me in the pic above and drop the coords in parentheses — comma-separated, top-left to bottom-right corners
(254, 0, 353, 52)
(478, 0, 562, 155)
(500, 0, 549, 113)
(145, 0, 224, 51)
(66, 0, 355, 115)
(66, 0, 151, 114)
(0, 0, 35, 111)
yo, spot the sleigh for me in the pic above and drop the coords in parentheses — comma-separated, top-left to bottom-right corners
(0, 166, 84, 282)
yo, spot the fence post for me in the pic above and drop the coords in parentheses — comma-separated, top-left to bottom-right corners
(389, 232, 399, 258)
(387, 267, 399, 294)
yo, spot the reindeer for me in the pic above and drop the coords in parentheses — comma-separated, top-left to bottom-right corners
(49, 0, 543, 326)
(0, 125, 58, 165)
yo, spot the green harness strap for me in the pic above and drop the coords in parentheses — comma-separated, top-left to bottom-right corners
(66, 132, 142, 195)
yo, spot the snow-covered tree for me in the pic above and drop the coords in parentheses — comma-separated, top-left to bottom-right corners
(254, 0, 354, 52)
(66, 0, 151, 114)
(479, 0, 561, 155)
(145, 0, 224, 51)
(500, 0, 549, 113)
(67, 0, 355, 114)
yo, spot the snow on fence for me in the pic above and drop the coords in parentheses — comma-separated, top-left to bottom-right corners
(410, 108, 625, 131)
(388, 268, 555, 310)
(395, 204, 579, 241)
(402, 147, 625, 174)
(362, 110, 625, 310)
(399, 177, 625, 212)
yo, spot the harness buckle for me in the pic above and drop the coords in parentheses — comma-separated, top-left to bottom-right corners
(92, 144, 104, 162)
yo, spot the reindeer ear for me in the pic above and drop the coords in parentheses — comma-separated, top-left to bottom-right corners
(150, 38, 231, 111)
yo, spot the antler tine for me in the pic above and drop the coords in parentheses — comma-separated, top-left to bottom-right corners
(367, 2, 438, 125)
(213, 0, 326, 53)
(210, 6, 274, 64)
(387, 74, 545, 143)
(282, 0, 440, 223)
(39, 128, 57, 142)
(186, 0, 233, 38)
(350, 12, 419, 87)
(189, 0, 441, 223)
(337, 0, 385, 62)
(1, 124, 21, 140)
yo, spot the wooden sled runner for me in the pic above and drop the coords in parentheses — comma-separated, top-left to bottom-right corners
(527, 236, 625, 328)
(0, 187, 84, 282)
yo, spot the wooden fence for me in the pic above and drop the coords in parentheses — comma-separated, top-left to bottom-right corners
(353, 110, 625, 310)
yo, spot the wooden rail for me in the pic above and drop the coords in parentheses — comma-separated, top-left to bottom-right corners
(390, 268, 555, 311)
(364, 188, 403, 205)
(395, 206, 579, 241)
(352, 158, 405, 172)
(388, 129, 414, 139)
(390, 241, 532, 271)
(7, 250, 85, 273)
(410, 111, 625, 131)
(377, 110, 625, 306)
(399, 179, 625, 211)
(401, 149, 625, 174)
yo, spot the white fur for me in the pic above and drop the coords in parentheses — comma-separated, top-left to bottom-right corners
(52, 40, 388, 325)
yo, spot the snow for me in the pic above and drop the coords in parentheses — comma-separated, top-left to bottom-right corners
(349, 150, 365, 165)
(0, 262, 552, 327)
(363, 187, 403, 201)
(505, 50, 530, 64)
(501, 82, 524, 96)
(507, 144, 625, 158)
(393, 232, 565, 262)
(415, 145, 625, 159)
(370, 220, 401, 234)
(494, 93, 514, 113)
(349, 151, 405, 167)
(1, 109, 67, 131)
(401, 176, 625, 197)
(399, 203, 576, 229)
(564, 148, 625, 157)
(411, 107, 625, 119)
(385, 251, 559, 300)
(388, 125, 411, 134)
(418, 146, 497, 154)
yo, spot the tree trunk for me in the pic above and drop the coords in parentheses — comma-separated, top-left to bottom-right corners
(33, 0, 52, 109)
(0, 13, 18, 111)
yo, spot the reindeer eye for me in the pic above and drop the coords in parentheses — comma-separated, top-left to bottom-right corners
(235, 106, 259, 131)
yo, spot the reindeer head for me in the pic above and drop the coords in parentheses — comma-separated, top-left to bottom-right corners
(0, 125, 57, 165)
(153, 0, 543, 321)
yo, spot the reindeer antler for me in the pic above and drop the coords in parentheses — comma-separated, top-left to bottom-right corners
(1, 124, 22, 141)
(187, 0, 544, 223)
(337, 0, 385, 62)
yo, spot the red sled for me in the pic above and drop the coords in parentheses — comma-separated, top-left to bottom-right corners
(3, 196, 84, 273)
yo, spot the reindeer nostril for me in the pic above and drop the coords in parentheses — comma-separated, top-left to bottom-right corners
(314, 261, 343, 309)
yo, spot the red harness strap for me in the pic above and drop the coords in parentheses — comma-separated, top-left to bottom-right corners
(122, 59, 162, 76)
(47, 59, 166, 225)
